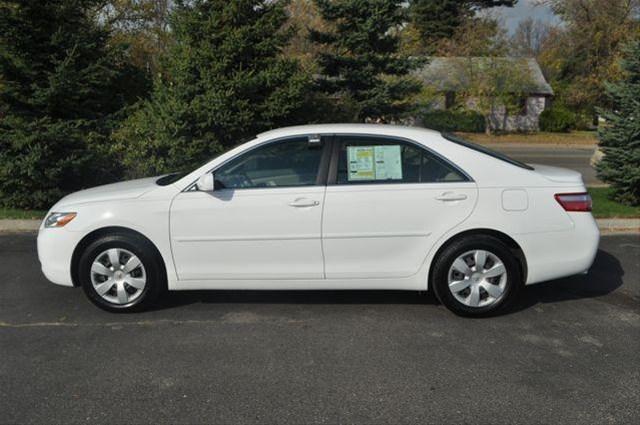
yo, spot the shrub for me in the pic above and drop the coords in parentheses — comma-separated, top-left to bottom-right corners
(539, 105, 577, 132)
(420, 110, 485, 133)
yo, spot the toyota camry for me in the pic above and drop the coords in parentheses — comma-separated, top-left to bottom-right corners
(37, 124, 599, 316)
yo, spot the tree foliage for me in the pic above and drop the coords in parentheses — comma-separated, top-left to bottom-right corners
(99, 0, 173, 75)
(537, 0, 640, 120)
(0, 0, 147, 209)
(509, 17, 553, 58)
(596, 38, 640, 206)
(115, 0, 311, 178)
(310, 0, 422, 122)
(406, 0, 517, 54)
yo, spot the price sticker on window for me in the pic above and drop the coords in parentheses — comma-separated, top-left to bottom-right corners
(347, 145, 402, 181)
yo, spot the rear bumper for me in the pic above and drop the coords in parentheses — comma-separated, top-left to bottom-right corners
(519, 213, 600, 285)
(37, 227, 81, 287)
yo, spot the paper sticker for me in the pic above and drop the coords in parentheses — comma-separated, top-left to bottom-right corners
(374, 145, 402, 180)
(347, 145, 403, 181)
(348, 146, 375, 180)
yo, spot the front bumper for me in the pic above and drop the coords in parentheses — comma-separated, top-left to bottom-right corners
(37, 226, 82, 287)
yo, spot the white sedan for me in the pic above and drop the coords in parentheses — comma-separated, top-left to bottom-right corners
(37, 124, 599, 316)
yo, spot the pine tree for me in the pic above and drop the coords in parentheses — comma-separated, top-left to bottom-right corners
(310, 0, 422, 122)
(596, 39, 640, 206)
(0, 0, 146, 209)
(115, 0, 311, 178)
(408, 0, 516, 53)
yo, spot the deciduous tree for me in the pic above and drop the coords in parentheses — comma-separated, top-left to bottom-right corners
(537, 0, 640, 120)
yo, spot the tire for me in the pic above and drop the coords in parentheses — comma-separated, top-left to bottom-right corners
(78, 233, 165, 312)
(431, 235, 522, 317)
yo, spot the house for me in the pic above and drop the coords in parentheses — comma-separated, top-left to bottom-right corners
(415, 57, 554, 132)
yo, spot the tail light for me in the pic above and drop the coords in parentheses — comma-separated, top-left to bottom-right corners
(554, 192, 592, 212)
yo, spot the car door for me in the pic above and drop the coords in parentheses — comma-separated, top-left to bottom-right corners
(170, 136, 330, 281)
(322, 135, 478, 279)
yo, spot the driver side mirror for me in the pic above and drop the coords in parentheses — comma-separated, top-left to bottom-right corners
(196, 173, 215, 192)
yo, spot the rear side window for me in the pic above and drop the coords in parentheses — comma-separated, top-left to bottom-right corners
(335, 136, 468, 184)
(442, 133, 534, 170)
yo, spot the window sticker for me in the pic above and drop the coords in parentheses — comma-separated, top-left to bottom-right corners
(374, 145, 402, 180)
(347, 145, 403, 181)
(347, 146, 375, 180)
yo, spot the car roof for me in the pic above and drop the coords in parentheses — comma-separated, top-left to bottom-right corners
(257, 123, 442, 140)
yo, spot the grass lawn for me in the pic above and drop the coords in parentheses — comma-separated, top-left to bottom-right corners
(0, 188, 636, 221)
(0, 208, 46, 220)
(456, 131, 598, 146)
(589, 187, 640, 219)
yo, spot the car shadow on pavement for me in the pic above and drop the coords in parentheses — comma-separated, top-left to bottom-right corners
(159, 288, 438, 310)
(156, 249, 624, 314)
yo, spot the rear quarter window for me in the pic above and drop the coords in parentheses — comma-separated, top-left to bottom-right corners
(442, 133, 534, 170)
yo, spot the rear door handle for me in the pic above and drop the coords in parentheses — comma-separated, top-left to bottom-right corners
(435, 193, 468, 202)
(288, 198, 320, 208)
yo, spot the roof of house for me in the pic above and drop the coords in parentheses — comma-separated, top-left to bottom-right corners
(415, 57, 554, 96)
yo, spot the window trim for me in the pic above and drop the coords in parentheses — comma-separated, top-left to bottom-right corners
(327, 134, 473, 186)
(184, 135, 333, 192)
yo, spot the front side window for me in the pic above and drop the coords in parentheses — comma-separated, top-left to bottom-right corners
(336, 136, 468, 185)
(215, 138, 323, 189)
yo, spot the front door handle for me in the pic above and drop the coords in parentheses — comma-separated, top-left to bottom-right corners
(435, 193, 468, 202)
(288, 198, 320, 208)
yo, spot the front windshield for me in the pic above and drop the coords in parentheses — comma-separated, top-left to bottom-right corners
(441, 133, 534, 170)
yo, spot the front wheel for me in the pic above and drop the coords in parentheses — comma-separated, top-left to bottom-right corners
(431, 235, 522, 317)
(78, 233, 165, 312)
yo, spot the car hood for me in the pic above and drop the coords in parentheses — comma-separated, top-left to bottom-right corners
(56, 176, 160, 207)
(530, 164, 584, 184)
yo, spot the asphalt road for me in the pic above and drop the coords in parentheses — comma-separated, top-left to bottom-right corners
(488, 145, 601, 186)
(1, 233, 639, 424)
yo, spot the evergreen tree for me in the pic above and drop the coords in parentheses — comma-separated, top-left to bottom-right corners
(408, 0, 516, 53)
(310, 0, 422, 122)
(115, 0, 310, 178)
(0, 0, 146, 209)
(596, 39, 640, 206)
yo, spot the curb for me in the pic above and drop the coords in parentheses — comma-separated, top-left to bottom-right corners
(481, 143, 597, 150)
(596, 218, 640, 234)
(1, 218, 638, 234)
(0, 219, 41, 232)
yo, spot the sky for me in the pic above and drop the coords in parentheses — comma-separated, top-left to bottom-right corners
(488, 0, 562, 34)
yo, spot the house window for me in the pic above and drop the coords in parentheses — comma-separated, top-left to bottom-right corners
(445, 91, 456, 109)
(519, 97, 528, 115)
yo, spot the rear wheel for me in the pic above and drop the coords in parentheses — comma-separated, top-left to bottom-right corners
(431, 235, 522, 316)
(78, 233, 165, 312)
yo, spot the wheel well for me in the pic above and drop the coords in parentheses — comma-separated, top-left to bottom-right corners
(429, 229, 528, 285)
(70, 226, 167, 287)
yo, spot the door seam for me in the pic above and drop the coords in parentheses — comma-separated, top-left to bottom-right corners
(319, 185, 328, 279)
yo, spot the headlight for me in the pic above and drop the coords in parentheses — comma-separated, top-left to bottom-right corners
(44, 212, 77, 228)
